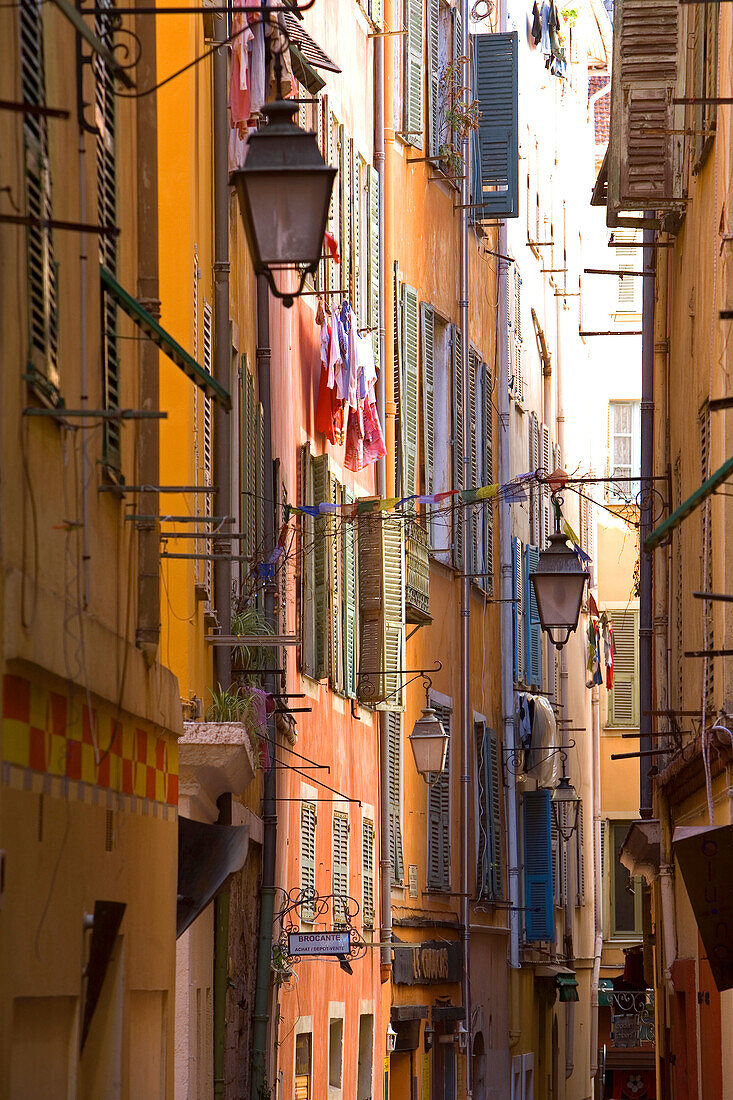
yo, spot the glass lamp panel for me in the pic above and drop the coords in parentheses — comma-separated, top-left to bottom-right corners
(244, 171, 331, 267)
(533, 572, 585, 629)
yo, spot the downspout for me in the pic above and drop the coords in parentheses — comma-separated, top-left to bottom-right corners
(251, 273, 278, 1099)
(590, 684, 603, 1081)
(213, 13, 232, 690)
(459, 2, 472, 1093)
(135, 8, 161, 665)
(213, 793, 232, 1100)
(639, 226, 655, 817)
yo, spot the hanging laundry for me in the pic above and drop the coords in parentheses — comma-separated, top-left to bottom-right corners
(601, 613, 614, 689)
(540, 1, 552, 57)
(316, 317, 341, 444)
(531, 2, 542, 45)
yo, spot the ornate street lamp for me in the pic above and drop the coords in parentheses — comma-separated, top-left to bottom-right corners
(551, 758, 581, 840)
(232, 99, 337, 308)
(529, 494, 588, 649)
(409, 705, 449, 783)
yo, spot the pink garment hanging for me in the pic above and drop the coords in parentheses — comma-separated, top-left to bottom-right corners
(362, 400, 387, 465)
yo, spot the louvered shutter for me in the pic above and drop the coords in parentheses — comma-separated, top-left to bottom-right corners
(427, 0, 441, 157)
(393, 265, 403, 496)
(541, 423, 551, 547)
(301, 802, 317, 920)
(332, 812, 349, 926)
(401, 285, 420, 503)
(478, 724, 503, 901)
(299, 446, 318, 677)
(369, 0, 383, 31)
(356, 513, 405, 708)
(513, 269, 524, 402)
(472, 32, 519, 218)
(362, 819, 375, 928)
(405, 0, 424, 148)
(512, 536, 525, 683)
(311, 454, 330, 680)
(523, 789, 554, 942)
(420, 303, 436, 543)
(575, 802, 585, 907)
(452, 326, 465, 570)
(551, 812, 561, 906)
(368, 166, 380, 371)
(326, 111, 337, 296)
(381, 515, 405, 709)
(468, 347, 479, 576)
(452, 6, 463, 159)
(343, 487, 357, 698)
(428, 705, 451, 889)
(600, 818, 607, 927)
(608, 609, 639, 726)
(256, 401, 266, 613)
(525, 545, 542, 689)
(245, 372, 257, 560)
(340, 129, 352, 298)
(202, 308, 214, 597)
(529, 413, 539, 545)
(328, 472, 343, 691)
(387, 712, 404, 882)
(482, 362, 494, 594)
(607, 0, 683, 216)
(352, 149, 361, 321)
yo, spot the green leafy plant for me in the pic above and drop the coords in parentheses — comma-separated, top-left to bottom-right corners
(560, 5, 578, 24)
(230, 606, 276, 674)
(205, 683, 251, 723)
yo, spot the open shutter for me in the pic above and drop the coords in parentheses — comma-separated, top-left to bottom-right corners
(529, 413, 539, 545)
(352, 149, 361, 321)
(393, 265, 403, 496)
(381, 515, 405, 709)
(332, 812, 349, 926)
(340, 129, 352, 297)
(541, 423, 551, 547)
(328, 472, 343, 691)
(300, 802, 317, 920)
(427, 0, 441, 157)
(575, 803, 585, 906)
(608, 609, 639, 726)
(468, 347, 479, 576)
(452, 326, 465, 570)
(512, 536, 525, 683)
(368, 166, 380, 371)
(357, 513, 405, 708)
(401, 285, 420, 502)
(523, 789, 554, 942)
(525, 545, 542, 689)
(369, 0, 383, 31)
(404, 0, 424, 148)
(428, 705, 451, 889)
(472, 32, 519, 218)
(482, 362, 494, 594)
(387, 713, 404, 882)
(326, 107, 337, 296)
(488, 728, 503, 898)
(478, 724, 503, 901)
(420, 302, 436, 542)
(311, 454, 330, 680)
(256, 401, 266, 613)
(362, 819, 375, 928)
(299, 446, 317, 677)
(343, 487, 357, 698)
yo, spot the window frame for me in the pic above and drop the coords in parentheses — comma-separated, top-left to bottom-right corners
(607, 399, 641, 504)
(604, 817, 643, 940)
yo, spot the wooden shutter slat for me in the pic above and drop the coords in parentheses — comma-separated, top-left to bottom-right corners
(301, 802, 317, 920)
(343, 486, 357, 697)
(402, 285, 420, 503)
(368, 166, 380, 372)
(421, 303, 436, 544)
(452, 326, 465, 570)
(427, 0, 440, 157)
(523, 789, 554, 942)
(472, 32, 519, 218)
(311, 453, 330, 680)
(405, 0, 424, 148)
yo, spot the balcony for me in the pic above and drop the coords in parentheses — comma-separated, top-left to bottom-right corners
(405, 518, 431, 625)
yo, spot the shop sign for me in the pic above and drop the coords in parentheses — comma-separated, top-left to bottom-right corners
(674, 823, 733, 992)
(393, 940, 462, 985)
(287, 931, 351, 957)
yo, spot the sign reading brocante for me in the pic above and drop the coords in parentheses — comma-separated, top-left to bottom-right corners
(287, 931, 351, 957)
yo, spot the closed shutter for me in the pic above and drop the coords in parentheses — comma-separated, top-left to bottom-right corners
(541, 423, 552, 547)
(332, 812, 349, 926)
(471, 32, 519, 218)
(468, 347, 479, 576)
(404, 0, 424, 148)
(311, 454, 330, 681)
(328, 472, 343, 691)
(381, 515, 405, 709)
(575, 802, 585, 906)
(420, 302, 436, 543)
(393, 264, 403, 496)
(523, 789, 554, 942)
(340, 129, 352, 299)
(428, 704, 452, 890)
(387, 713, 404, 883)
(301, 802, 317, 920)
(352, 148, 361, 321)
(401, 285, 420, 503)
(600, 818, 607, 929)
(202, 305, 214, 598)
(356, 513, 405, 708)
(482, 362, 494, 594)
(427, 0, 441, 157)
(369, 0, 383, 31)
(256, 400, 266, 614)
(551, 812, 562, 907)
(477, 724, 503, 901)
(529, 413, 539, 545)
(343, 487, 357, 698)
(512, 536, 525, 683)
(244, 371, 257, 561)
(368, 166, 380, 372)
(452, 325, 465, 570)
(362, 819, 375, 928)
(608, 608, 639, 726)
(300, 445, 317, 677)
(525, 545, 542, 689)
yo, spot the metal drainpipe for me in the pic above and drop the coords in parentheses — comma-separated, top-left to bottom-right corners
(135, 9, 161, 665)
(590, 684, 603, 1082)
(639, 227, 655, 817)
(213, 14, 232, 690)
(214, 793, 232, 1100)
(459, 1, 472, 1093)
(250, 273, 278, 1100)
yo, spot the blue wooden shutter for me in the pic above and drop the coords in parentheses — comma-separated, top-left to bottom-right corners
(523, 789, 554, 942)
(525, 545, 542, 689)
(471, 32, 519, 219)
(512, 536, 525, 683)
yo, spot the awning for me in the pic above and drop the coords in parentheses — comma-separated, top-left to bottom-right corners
(645, 454, 733, 550)
(619, 820, 660, 884)
(177, 815, 249, 937)
(673, 823, 733, 991)
(283, 12, 341, 73)
(101, 266, 231, 410)
(557, 973, 579, 1002)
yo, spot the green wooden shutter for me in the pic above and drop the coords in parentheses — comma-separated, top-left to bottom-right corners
(356, 512, 405, 708)
(301, 801, 317, 920)
(369, 0, 383, 31)
(525, 545, 542, 689)
(477, 723, 503, 901)
(368, 166, 381, 372)
(468, 347, 479, 575)
(482, 362, 494, 594)
(404, 0, 424, 148)
(332, 812, 349, 926)
(300, 445, 317, 677)
(608, 608, 639, 726)
(452, 325, 465, 570)
(340, 127, 351, 298)
(343, 487, 357, 698)
(523, 789, 554, 942)
(256, 400, 266, 613)
(328, 472, 343, 691)
(427, 0, 441, 157)
(393, 264, 403, 496)
(381, 515, 405, 709)
(311, 453, 330, 680)
(387, 712, 404, 883)
(575, 803, 585, 907)
(428, 703, 451, 889)
(352, 152, 362, 322)
(472, 31, 519, 218)
(420, 302, 436, 544)
(401, 285, 420, 503)
(362, 819, 375, 928)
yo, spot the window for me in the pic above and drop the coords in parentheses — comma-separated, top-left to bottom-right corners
(476, 723, 502, 902)
(362, 819, 375, 929)
(615, 248, 640, 313)
(605, 820, 642, 938)
(332, 812, 349, 927)
(328, 1018, 343, 1090)
(607, 400, 640, 502)
(606, 608, 639, 727)
(428, 702, 451, 890)
(300, 802, 317, 921)
(295, 1033, 312, 1100)
(387, 713, 404, 883)
(471, 31, 519, 219)
(19, 0, 59, 394)
(522, 789, 554, 942)
(574, 803, 585, 907)
(403, 0, 424, 147)
(508, 267, 524, 401)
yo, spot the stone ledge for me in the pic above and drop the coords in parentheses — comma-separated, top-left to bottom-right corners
(179, 721, 256, 818)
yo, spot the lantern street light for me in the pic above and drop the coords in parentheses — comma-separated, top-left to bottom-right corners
(551, 755, 581, 840)
(232, 99, 337, 308)
(409, 671, 449, 783)
(529, 494, 588, 650)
